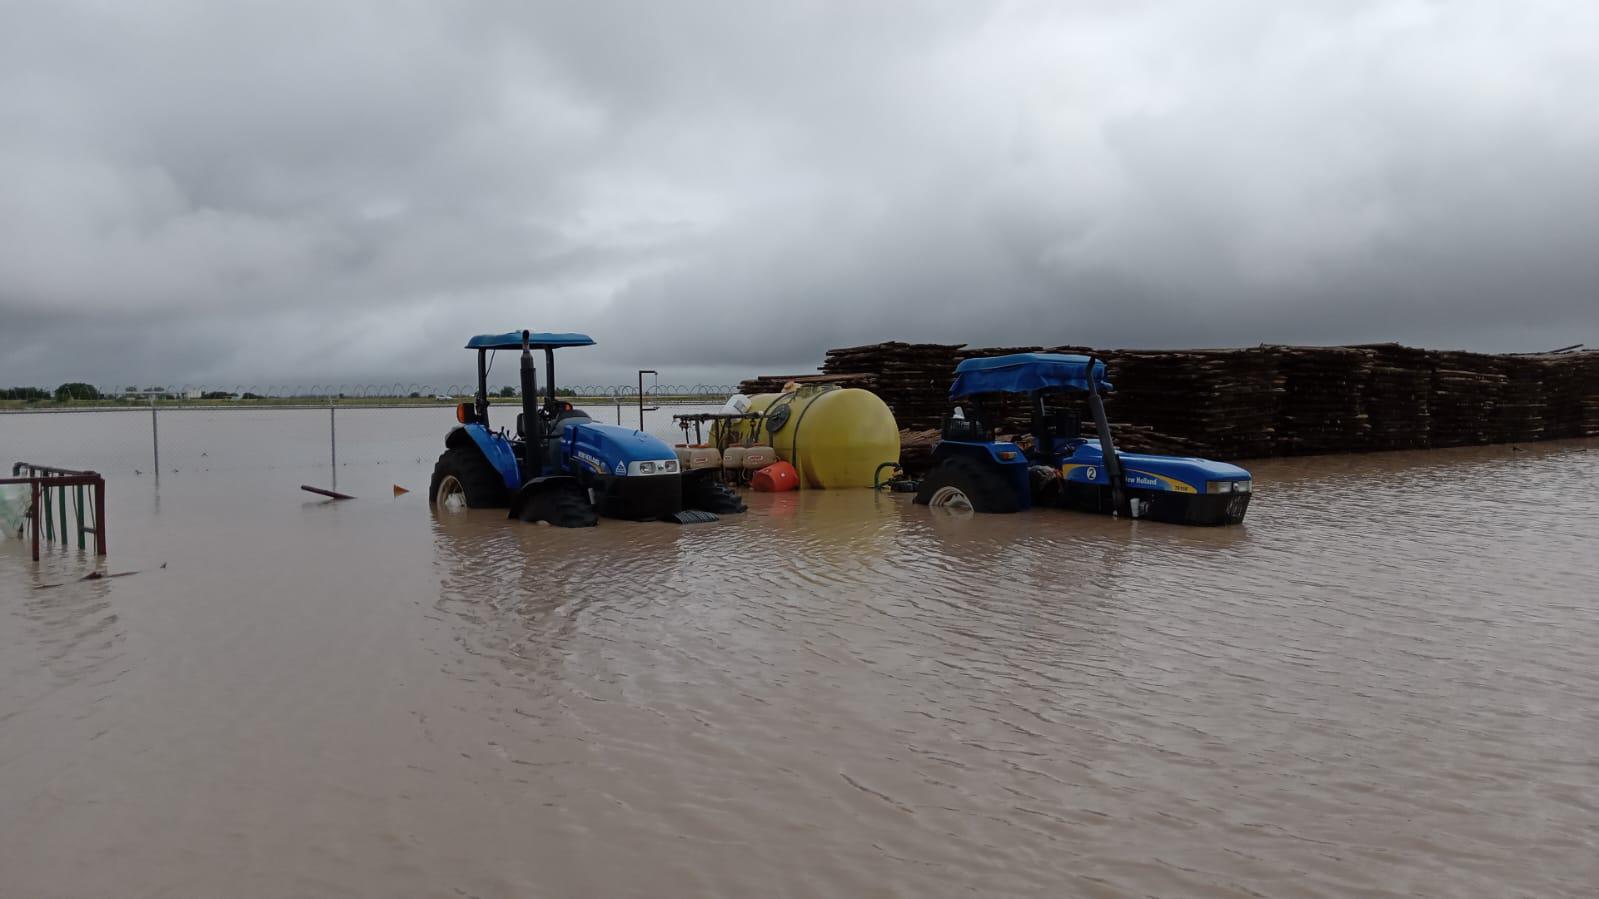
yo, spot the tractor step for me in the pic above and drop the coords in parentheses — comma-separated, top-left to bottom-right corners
(664, 510, 720, 525)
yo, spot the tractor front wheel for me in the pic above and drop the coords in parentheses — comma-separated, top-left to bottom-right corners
(914, 457, 1020, 513)
(519, 483, 598, 528)
(430, 447, 509, 509)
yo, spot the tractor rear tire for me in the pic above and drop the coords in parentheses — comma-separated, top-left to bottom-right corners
(685, 476, 746, 514)
(519, 484, 598, 528)
(914, 456, 1020, 513)
(430, 446, 509, 509)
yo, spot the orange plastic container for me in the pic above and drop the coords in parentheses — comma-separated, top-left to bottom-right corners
(751, 461, 799, 492)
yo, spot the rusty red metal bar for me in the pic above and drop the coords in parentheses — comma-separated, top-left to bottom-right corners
(6, 462, 106, 562)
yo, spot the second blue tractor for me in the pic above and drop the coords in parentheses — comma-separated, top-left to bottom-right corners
(914, 353, 1253, 525)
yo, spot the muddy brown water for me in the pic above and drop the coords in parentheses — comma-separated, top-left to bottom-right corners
(1, 408, 1596, 898)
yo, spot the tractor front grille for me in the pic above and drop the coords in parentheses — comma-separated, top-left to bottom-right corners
(595, 473, 683, 520)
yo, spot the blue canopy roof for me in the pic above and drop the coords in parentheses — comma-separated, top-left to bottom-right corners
(949, 353, 1111, 399)
(465, 331, 595, 351)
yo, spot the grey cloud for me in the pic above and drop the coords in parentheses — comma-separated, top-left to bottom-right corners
(2, 1, 1596, 391)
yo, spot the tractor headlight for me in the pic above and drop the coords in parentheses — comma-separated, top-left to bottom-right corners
(1207, 479, 1252, 494)
(626, 459, 679, 477)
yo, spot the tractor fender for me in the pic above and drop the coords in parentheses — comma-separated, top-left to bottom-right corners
(446, 424, 520, 492)
(930, 439, 1032, 509)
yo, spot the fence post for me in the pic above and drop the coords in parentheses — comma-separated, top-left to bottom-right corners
(94, 481, 106, 556)
(151, 393, 160, 476)
(30, 480, 40, 562)
(329, 397, 337, 490)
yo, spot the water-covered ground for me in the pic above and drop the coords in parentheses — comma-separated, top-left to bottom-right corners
(2, 408, 1595, 897)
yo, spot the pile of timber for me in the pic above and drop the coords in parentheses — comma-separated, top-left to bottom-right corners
(1429, 351, 1508, 447)
(821, 342, 964, 431)
(1494, 356, 1548, 443)
(1100, 348, 1282, 459)
(1355, 344, 1436, 451)
(896, 429, 943, 477)
(742, 341, 1599, 468)
(1532, 349, 1599, 438)
(1273, 346, 1376, 455)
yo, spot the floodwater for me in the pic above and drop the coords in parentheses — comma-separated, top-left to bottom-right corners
(2, 408, 1596, 898)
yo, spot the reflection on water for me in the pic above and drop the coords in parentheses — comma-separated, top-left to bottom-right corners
(1, 408, 1596, 898)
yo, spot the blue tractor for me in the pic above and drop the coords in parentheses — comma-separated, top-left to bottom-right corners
(428, 330, 745, 527)
(914, 353, 1253, 525)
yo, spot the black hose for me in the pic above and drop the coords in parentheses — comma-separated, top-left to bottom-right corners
(874, 461, 901, 490)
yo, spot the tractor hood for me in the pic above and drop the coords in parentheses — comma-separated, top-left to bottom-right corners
(563, 421, 678, 478)
(1061, 443, 1250, 494)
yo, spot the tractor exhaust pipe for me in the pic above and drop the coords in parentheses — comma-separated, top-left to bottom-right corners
(1085, 355, 1131, 518)
(520, 330, 538, 471)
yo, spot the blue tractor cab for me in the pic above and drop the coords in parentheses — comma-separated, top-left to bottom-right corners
(428, 330, 744, 527)
(914, 353, 1252, 525)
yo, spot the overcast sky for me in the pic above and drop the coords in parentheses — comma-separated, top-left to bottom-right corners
(3, 1, 1596, 391)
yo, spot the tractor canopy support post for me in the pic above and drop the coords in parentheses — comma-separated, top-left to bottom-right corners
(544, 348, 557, 416)
(1030, 392, 1049, 459)
(476, 348, 490, 425)
(520, 331, 538, 475)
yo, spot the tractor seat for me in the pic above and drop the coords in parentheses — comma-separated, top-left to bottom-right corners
(941, 416, 990, 442)
(519, 408, 591, 439)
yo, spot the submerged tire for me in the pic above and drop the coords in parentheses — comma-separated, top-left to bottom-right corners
(519, 484, 598, 528)
(684, 476, 746, 514)
(913, 456, 1020, 513)
(430, 446, 509, 509)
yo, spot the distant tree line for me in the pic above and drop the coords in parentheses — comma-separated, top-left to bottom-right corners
(3, 383, 102, 401)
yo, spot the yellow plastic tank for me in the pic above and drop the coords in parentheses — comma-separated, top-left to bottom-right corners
(721, 386, 901, 488)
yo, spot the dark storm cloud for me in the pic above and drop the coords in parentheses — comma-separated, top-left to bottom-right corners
(2, 1, 1596, 390)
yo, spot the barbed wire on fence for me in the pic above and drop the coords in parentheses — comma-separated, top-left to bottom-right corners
(57, 383, 741, 403)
